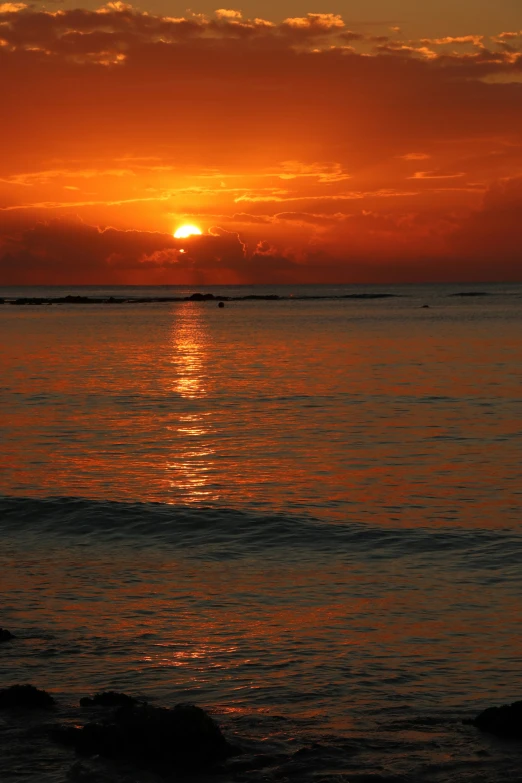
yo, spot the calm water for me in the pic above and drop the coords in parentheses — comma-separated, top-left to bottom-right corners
(1, 283, 522, 782)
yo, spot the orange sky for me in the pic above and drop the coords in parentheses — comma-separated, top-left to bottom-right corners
(1, 2, 522, 284)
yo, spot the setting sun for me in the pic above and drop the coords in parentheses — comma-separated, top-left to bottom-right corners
(174, 225, 203, 239)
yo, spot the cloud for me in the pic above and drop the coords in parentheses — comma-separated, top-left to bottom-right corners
(420, 35, 485, 48)
(282, 13, 345, 35)
(0, 194, 172, 211)
(399, 153, 431, 161)
(0, 5, 519, 63)
(409, 171, 466, 180)
(0, 168, 136, 186)
(234, 189, 420, 204)
(215, 9, 242, 20)
(276, 161, 351, 183)
(0, 3, 26, 12)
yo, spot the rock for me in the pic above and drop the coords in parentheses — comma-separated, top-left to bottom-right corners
(80, 691, 138, 708)
(66, 761, 103, 782)
(53, 703, 236, 773)
(188, 292, 215, 301)
(218, 301, 225, 308)
(450, 291, 488, 297)
(471, 699, 522, 738)
(242, 294, 280, 300)
(0, 628, 15, 642)
(0, 684, 55, 709)
(66, 761, 116, 782)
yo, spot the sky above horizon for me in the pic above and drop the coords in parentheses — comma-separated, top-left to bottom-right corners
(1, 0, 521, 284)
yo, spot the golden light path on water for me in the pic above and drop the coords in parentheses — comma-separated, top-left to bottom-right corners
(166, 304, 217, 504)
(0, 290, 521, 524)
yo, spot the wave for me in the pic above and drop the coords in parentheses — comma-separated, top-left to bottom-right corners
(1, 496, 521, 571)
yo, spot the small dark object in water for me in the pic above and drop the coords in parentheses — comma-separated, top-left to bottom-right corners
(53, 703, 236, 772)
(80, 691, 138, 708)
(471, 699, 522, 738)
(0, 628, 14, 642)
(218, 301, 225, 308)
(0, 684, 55, 709)
(421, 304, 430, 308)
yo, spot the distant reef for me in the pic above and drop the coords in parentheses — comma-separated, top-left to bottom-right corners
(5, 292, 400, 305)
(449, 291, 490, 297)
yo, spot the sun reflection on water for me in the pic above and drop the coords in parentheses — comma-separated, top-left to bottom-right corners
(166, 304, 219, 504)
(143, 643, 240, 669)
(170, 304, 208, 400)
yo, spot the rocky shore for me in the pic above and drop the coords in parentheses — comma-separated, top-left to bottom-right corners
(1, 675, 521, 783)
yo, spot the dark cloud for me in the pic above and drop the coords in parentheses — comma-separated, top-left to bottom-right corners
(450, 176, 522, 267)
(0, 217, 249, 283)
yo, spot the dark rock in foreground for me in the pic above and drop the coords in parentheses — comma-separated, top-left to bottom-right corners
(471, 699, 522, 738)
(0, 684, 55, 709)
(80, 691, 138, 708)
(53, 703, 237, 773)
(0, 628, 15, 642)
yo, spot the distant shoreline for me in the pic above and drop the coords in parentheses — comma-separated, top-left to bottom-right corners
(0, 291, 496, 305)
(1, 292, 400, 305)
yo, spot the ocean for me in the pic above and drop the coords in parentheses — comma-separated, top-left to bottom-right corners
(1, 282, 521, 782)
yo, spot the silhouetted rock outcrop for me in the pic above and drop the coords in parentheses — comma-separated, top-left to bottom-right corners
(80, 691, 138, 708)
(0, 684, 55, 709)
(52, 703, 237, 772)
(471, 700, 522, 738)
(60, 295, 93, 303)
(341, 293, 395, 299)
(450, 291, 489, 297)
(189, 292, 216, 301)
(0, 628, 14, 642)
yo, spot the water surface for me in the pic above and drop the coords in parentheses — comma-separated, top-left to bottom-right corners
(1, 283, 521, 782)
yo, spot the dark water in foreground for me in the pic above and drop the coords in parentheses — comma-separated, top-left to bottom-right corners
(1, 283, 521, 781)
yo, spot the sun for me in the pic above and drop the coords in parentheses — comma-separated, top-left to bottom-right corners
(174, 224, 202, 239)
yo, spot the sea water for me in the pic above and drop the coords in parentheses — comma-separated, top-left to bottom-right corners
(1, 283, 521, 782)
